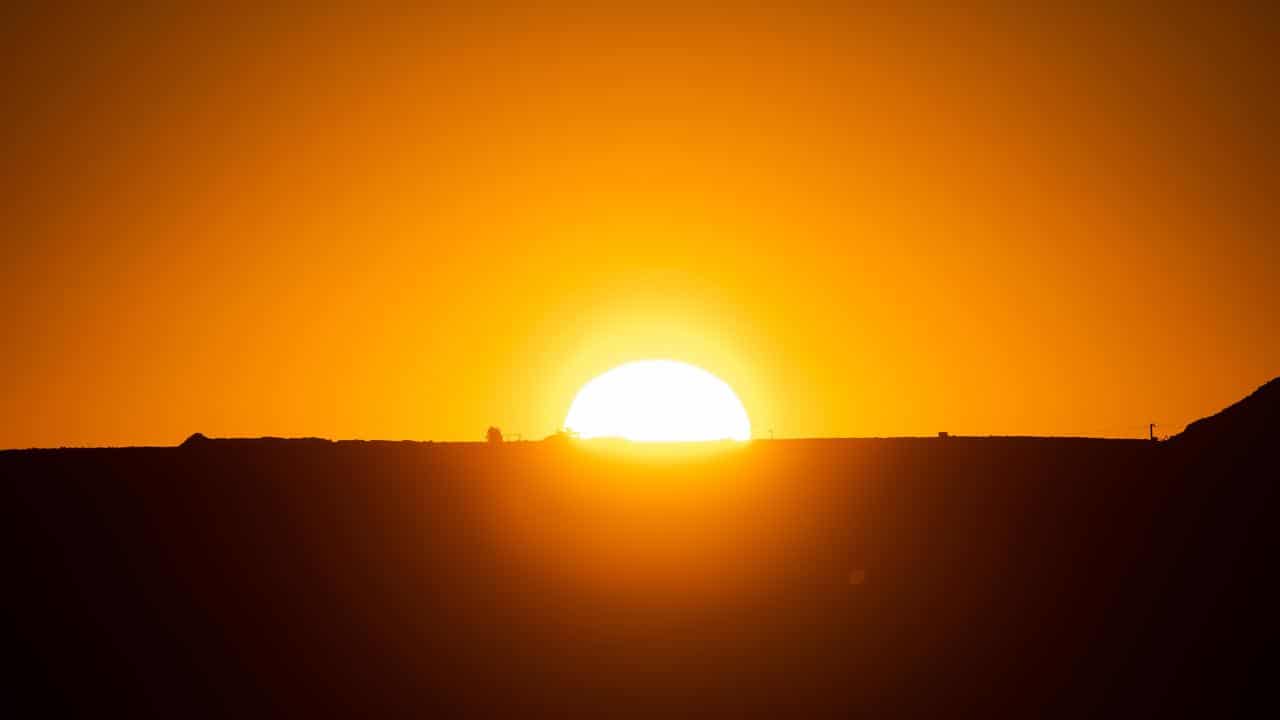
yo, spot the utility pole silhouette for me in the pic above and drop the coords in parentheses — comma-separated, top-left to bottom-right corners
(1149, 423, 1157, 441)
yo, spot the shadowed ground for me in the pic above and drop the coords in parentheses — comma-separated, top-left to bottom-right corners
(4, 382, 1276, 715)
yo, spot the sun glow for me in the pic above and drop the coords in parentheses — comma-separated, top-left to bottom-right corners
(565, 360, 751, 442)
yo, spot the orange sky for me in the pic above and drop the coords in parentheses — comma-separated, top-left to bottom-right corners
(3, 4, 1277, 448)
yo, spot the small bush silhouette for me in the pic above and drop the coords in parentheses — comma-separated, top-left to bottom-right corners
(486, 426, 503, 444)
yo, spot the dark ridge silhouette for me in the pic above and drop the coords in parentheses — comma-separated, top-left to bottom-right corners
(1172, 375, 1280, 452)
(178, 435, 336, 450)
(3, 380, 1277, 716)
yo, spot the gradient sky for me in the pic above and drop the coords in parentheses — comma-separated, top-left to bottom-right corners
(3, 4, 1278, 448)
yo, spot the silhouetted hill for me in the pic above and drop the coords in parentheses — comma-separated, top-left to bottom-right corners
(3, 388, 1277, 716)
(1173, 376, 1280, 454)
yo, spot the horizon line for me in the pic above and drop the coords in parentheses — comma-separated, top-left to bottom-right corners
(1, 432, 1164, 453)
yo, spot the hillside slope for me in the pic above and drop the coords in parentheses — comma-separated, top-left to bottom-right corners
(1174, 376, 1279, 450)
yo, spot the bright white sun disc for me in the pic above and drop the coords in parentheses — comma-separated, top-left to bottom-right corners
(565, 360, 751, 442)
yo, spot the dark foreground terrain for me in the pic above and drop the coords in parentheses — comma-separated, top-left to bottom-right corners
(4, 381, 1277, 716)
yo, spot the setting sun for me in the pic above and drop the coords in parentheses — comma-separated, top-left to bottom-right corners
(565, 360, 751, 442)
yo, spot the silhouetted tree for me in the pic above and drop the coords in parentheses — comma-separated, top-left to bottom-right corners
(486, 426, 503, 444)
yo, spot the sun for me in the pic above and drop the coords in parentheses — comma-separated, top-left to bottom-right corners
(564, 360, 751, 442)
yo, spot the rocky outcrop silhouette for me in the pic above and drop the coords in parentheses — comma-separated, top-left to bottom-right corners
(180, 432, 209, 447)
